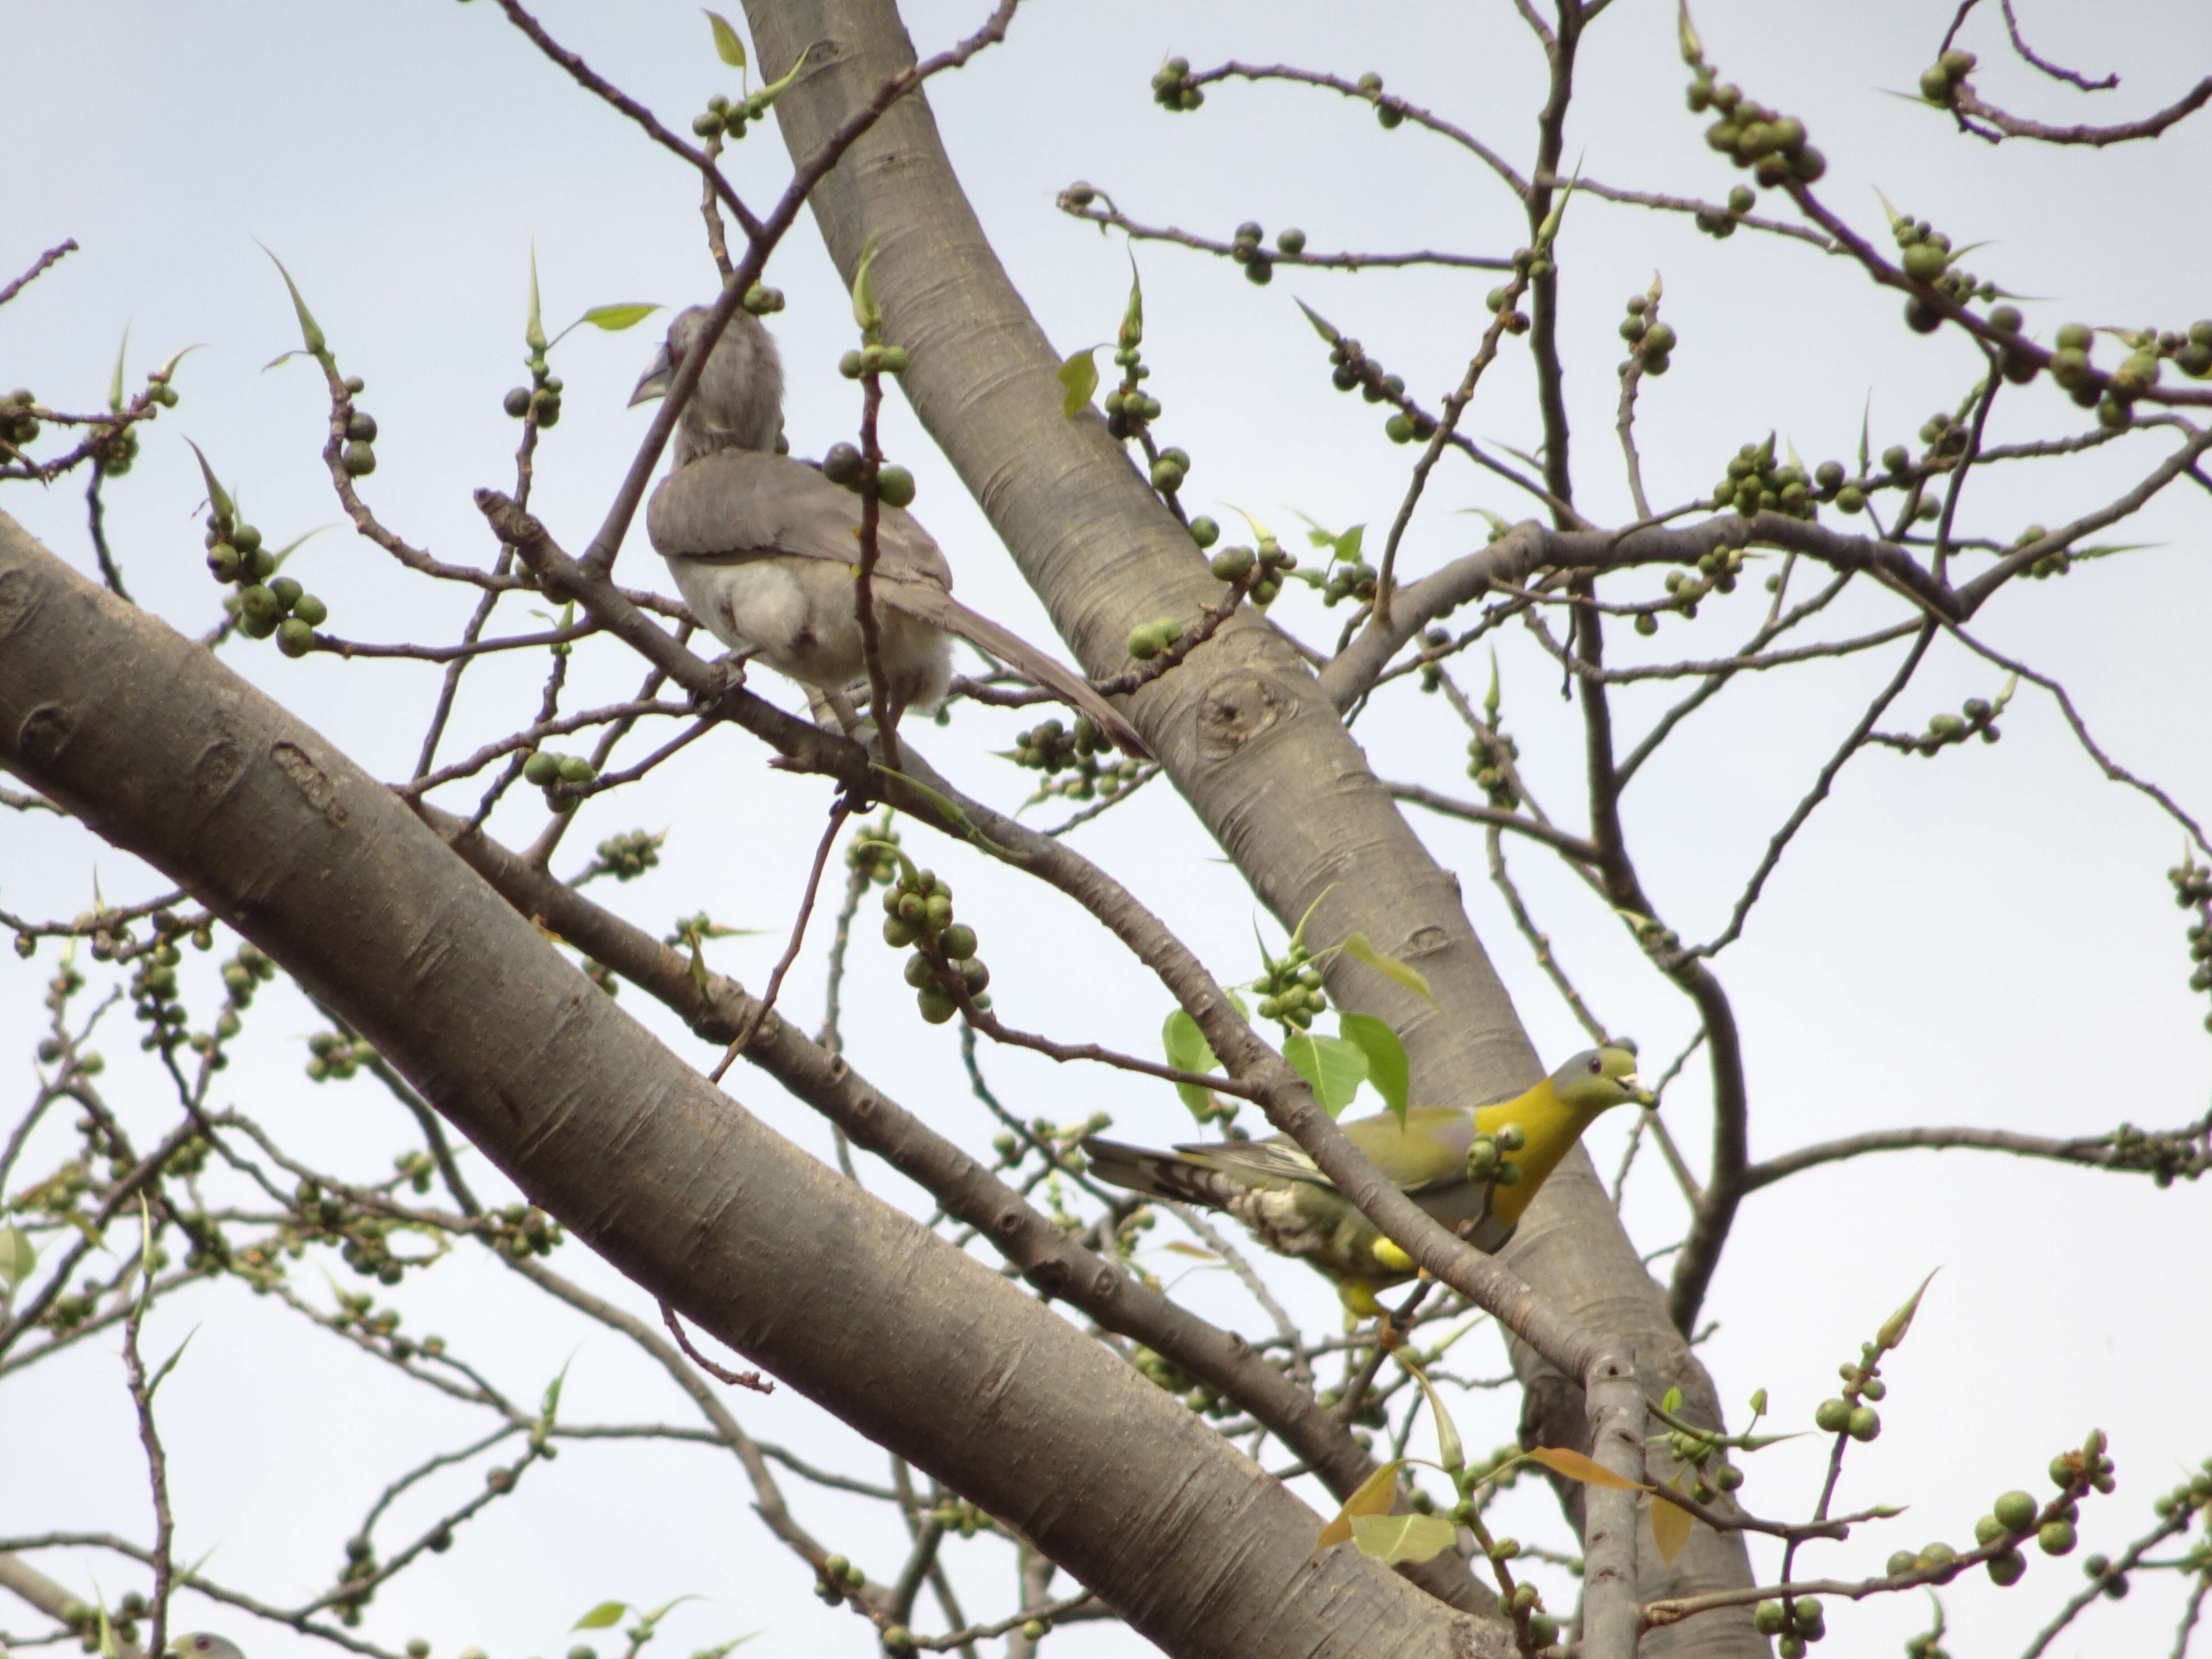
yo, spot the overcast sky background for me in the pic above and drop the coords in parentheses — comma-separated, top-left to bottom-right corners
(5, 2, 2211, 1658)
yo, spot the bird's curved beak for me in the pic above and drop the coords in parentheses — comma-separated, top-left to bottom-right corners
(628, 342, 674, 407)
(1623, 1073, 1656, 1108)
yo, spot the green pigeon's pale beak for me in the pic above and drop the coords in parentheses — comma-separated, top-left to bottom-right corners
(1625, 1073, 1656, 1108)
(628, 342, 674, 407)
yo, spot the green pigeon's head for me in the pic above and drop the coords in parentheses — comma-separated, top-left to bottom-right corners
(1549, 1045, 1653, 1111)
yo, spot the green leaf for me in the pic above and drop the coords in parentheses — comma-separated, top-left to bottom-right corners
(146, 1326, 200, 1399)
(526, 244, 548, 354)
(1339, 1013, 1409, 1125)
(1288, 883, 1338, 953)
(1316, 1458, 1402, 1553)
(1677, 0, 1704, 66)
(181, 437, 236, 529)
(746, 43, 812, 117)
(0, 1225, 36, 1290)
(109, 325, 130, 415)
(1877, 1268, 1939, 1352)
(1339, 933, 1434, 1003)
(1284, 1032, 1368, 1116)
(850, 235, 881, 336)
(573, 1603, 628, 1631)
(1120, 261, 1143, 349)
(1333, 523, 1365, 566)
(540, 1353, 575, 1423)
(1162, 1010, 1220, 1120)
(1294, 298, 1341, 346)
(703, 9, 747, 69)
(1058, 347, 1100, 418)
(1661, 1384, 1683, 1414)
(258, 243, 327, 357)
(865, 765, 1012, 860)
(1350, 1512, 1459, 1566)
(579, 303, 665, 333)
(1395, 1353, 1463, 1473)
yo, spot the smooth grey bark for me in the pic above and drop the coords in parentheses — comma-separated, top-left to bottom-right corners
(0, 516, 1507, 1659)
(736, 2, 1762, 1649)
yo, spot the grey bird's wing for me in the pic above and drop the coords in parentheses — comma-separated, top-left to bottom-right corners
(649, 451, 1148, 757)
(647, 450, 953, 586)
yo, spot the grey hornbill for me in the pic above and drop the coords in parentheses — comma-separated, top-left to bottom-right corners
(630, 305, 1148, 757)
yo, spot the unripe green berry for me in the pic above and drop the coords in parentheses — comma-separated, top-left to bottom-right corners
(874, 465, 916, 509)
(940, 923, 977, 960)
(1814, 1398, 1851, 1433)
(2038, 1520, 2076, 1556)
(1994, 1490, 2039, 1532)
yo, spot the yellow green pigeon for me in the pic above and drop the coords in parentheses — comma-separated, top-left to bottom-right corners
(1082, 1046, 1650, 1314)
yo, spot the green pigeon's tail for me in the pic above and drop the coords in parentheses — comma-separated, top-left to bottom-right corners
(1080, 1136, 1246, 1209)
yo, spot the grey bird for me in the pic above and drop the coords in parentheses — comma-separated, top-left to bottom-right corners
(631, 306, 1147, 756)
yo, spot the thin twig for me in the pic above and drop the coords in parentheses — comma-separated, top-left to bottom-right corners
(657, 1302, 771, 1393)
(708, 802, 851, 1082)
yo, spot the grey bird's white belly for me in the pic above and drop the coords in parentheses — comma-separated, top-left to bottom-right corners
(664, 553, 952, 712)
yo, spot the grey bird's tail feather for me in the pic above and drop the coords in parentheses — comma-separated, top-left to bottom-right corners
(885, 584, 1149, 759)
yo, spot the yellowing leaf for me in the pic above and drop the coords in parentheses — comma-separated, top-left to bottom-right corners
(1350, 1512, 1459, 1565)
(1525, 1446, 1650, 1491)
(1340, 933, 1434, 1003)
(1651, 1475, 1693, 1564)
(1162, 1241, 1219, 1260)
(580, 303, 664, 332)
(1058, 347, 1100, 418)
(0, 1225, 36, 1291)
(703, 9, 747, 69)
(573, 1602, 628, 1631)
(1316, 1459, 1401, 1554)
